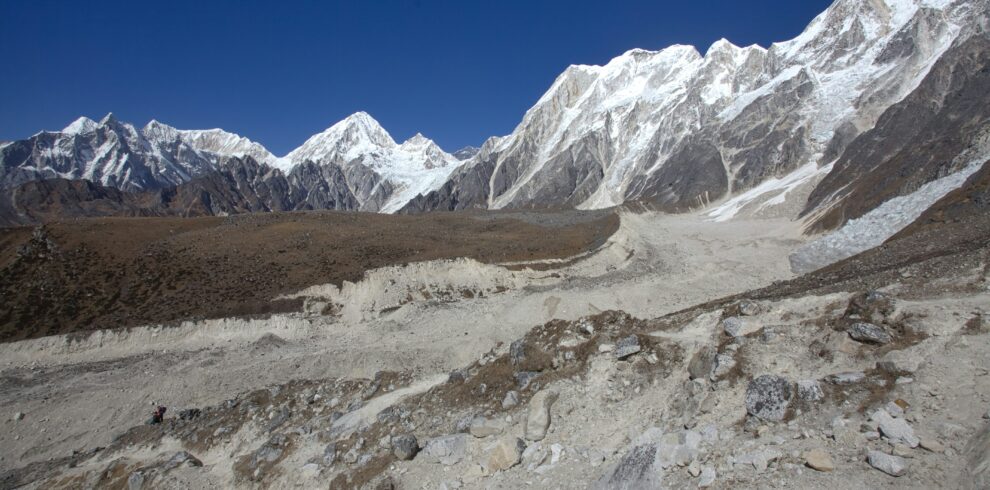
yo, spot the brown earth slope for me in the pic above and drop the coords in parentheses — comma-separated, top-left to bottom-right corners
(0, 210, 617, 342)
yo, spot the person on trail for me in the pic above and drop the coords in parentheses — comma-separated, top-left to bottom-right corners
(147, 406, 167, 425)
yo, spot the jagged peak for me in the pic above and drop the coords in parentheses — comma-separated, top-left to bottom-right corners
(99, 112, 118, 125)
(62, 116, 98, 135)
(400, 132, 433, 147)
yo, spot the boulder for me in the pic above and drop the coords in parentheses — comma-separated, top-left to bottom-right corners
(738, 301, 762, 316)
(745, 375, 793, 421)
(804, 448, 834, 472)
(688, 347, 715, 380)
(469, 417, 505, 438)
(420, 434, 468, 465)
(510, 339, 527, 365)
(872, 408, 919, 447)
(848, 322, 892, 344)
(723, 317, 760, 337)
(711, 353, 736, 380)
(963, 423, 990, 488)
(796, 380, 824, 402)
(525, 390, 559, 441)
(867, 450, 908, 477)
(614, 335, 642, 360)
(392, 434, 418, 460)
(592, 443, 663, 490)
(698, 466, 716, 487)
(502, 390, 519, 408)
(484, 436, 525, 473)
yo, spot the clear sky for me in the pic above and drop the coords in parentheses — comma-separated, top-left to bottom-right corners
(0, 0, 833, 155)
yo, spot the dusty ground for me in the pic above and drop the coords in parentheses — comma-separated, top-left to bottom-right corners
(2, 204, 988, 489)
(0, 209, 616, 341)
(0, 210, 803, 477)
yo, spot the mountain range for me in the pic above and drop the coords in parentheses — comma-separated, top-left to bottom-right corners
(2, 0, 988, 234)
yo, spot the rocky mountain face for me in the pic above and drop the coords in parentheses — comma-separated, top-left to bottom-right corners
(405, 0, 988, 224)
(2, 0, 988, 230)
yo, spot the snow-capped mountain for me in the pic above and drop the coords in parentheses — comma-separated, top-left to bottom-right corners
(0, 111, 461, 213)
(405, 0, 985, 222)
(2, 0, 988, 226)
(280, 112, 461, 212)
(0, 114, 216, 192)
(0, 114, 271, 193)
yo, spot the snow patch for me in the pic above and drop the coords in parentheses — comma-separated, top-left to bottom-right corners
(789, 158, 987, 274)
(706, 161, 833, 222)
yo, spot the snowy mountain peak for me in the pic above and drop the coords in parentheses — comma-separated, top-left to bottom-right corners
(286, 111, 398, 167)
(142, 119, 181, 142)
(62, 117, 98, 135)
(401, 132, 431, 146)
(99, 112, 118, 126)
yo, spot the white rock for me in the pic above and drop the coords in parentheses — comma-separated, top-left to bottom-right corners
(502, 391, 519, 408)
(469, 417, 506, 438)
(698, 466, 716, 487)
(420, 434, 469, 465)
(872, 408, 919, 448)
(868, 450, 909, 477)
(484, 436, 525, 474)
(525, 390, 559, 441)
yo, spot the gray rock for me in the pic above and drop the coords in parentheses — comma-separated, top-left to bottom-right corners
(738, 301, 762, 316)
(731, 448, 783, 472)
(469, 417, 505, 438)
(688, 347, 715, 381)
(593, 443, 664, 490)
(502, 390, 520, 408)
(420, 434, 468, 465)
(127, 472, 144, 490)
(867, 450, 909, 476)
(323, 443, 337, 465)
(525, 390, 559, 441)
(848, 322, 892, 344)
(698, 466, 716, 487)
(614, 335, 642, 360)
(484, 436, 526, 473)
(827, 371, 866, 385)
(872, 408, 919, 447)
(13, 412, 24, 421)
(711, 353, 736, 380)
(164, 451, 203, 470)
(963, 423, 990, 488)
(722, 317, 746, 337)
(796, 379, 824, 402)
(515, 371, 540, 390)
(510, 339, 526, 366)
(392, 434, 418, 460)
(745, 375, 793, 421)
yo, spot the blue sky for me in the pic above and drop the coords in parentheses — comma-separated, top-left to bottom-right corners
(0, 0, 832, 155)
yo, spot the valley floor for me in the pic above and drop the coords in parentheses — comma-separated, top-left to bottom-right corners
(1, 209, 988, 488)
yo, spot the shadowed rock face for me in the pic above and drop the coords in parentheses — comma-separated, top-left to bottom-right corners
(804, 27, 990, 233)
